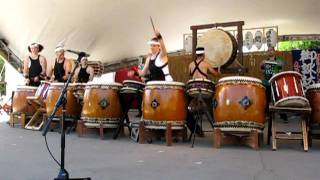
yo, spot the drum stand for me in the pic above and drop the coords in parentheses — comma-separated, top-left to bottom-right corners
(42, 52, 91, 180)
(188, 90, 214, 148)
(113, 91, 142, 139)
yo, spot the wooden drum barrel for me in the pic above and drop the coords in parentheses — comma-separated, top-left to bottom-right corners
(307, 83, 320, 124)
(143, 81, 187, 129)
(12, 86, 38, 115)
(45, 83, 81, 119)
(81, 82, 123, 127)
(213, 76, 266, 131)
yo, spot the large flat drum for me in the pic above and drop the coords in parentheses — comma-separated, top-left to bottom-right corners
(143, 81, 187, 129)
(198, 29, 237, 68)
(213, 76, 266, 131)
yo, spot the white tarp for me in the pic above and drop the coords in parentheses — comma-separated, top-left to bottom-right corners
(0, 0, 319, 66)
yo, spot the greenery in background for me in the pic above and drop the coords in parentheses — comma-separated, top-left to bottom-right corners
(278, 40, 320, 51)
(0, 56, 5, 96)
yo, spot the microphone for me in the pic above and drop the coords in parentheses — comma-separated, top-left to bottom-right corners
(66, 49, 90, 58)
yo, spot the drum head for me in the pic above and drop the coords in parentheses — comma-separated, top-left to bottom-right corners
(198, 29, 237, 68)
(275, 96, 309, 108)
(218, 76, 262, 84)
(146, 81, 185, 87)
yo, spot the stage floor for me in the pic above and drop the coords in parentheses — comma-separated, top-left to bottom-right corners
(0, 113, 320, 180)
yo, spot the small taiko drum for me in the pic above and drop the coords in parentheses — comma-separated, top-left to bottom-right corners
(307, 83, 320, 124)
(120, 80, 145, 94)
(269, 71, 309, 107)
(27, 81, 50, 106)
(143, 81, 187, 129)
(72, 83, 86, 103)
(12, 86, 38, 115)
(81, 82, 123, 127)
(186, 78, 215, 98)
(213, 76, 266, 131)
(45, 83, 81, 119)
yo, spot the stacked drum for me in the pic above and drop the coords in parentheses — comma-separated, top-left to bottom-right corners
(142, 81, 187, 129)
(213, 76, 266, 131)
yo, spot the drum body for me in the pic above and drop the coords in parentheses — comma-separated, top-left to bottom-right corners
(269, 71, 309, 107)
(186, 78, 215, 98)
(120, 80, 145, 94)
(198, 29, 237, 68)
(213, 76, 266, 131)
(81, 82, 122, 127)
(143, 81, 187, 128)
(306, 84, 320, 124)
(12, 86, 37, 115)
(45, 83, 80, 119)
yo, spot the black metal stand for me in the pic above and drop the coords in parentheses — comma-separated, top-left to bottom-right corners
(42, 52, 91, 180)
(188, 90, 215, 148)
(113, 90, 142, 139)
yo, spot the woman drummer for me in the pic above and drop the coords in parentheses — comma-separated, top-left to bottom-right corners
(128, 30, 173, 81)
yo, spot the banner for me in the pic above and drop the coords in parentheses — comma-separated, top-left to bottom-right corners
(292, 49, 320, 89)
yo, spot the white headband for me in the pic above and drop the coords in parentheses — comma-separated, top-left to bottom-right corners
(196, 50, 205, 55)
(147, 40, 160, 45)
(30, 43, 39, 48)
(55, 46, 64, 52)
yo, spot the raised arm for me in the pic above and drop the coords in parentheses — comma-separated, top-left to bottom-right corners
(154, 30, 168, 59)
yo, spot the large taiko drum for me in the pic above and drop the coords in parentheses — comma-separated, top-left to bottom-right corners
(12, 86, 38, 115)
(198, 29, 237, 68)
(269, 71, 309, 107)
(186, 78, 215, 98)
(45, 83, 81, 119)
(143, 81, 187, 129)
(307, 83, 320, 124)
(213, 76, 266, 131)
(81, 82, 123, 127)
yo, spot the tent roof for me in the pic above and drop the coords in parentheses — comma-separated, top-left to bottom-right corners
(0, 0, 319, 63)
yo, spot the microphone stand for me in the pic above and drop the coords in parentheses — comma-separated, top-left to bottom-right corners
(42, 53, 91, 180)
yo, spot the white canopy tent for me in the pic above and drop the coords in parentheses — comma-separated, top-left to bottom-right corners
(0, 0, 319, 65)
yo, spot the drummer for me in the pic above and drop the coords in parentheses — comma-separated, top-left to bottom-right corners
(261, 47, 287, 122)
(23, 43, 47, 86)
(189, 47, 220, 79)
(47, 45, 72, 82)
(128, 30, 173, 81)
(74, 57, 94, 83)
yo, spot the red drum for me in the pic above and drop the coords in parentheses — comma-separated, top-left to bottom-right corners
(269, 71, 309, 107)
(213, 76, 266, 131)
(306, 84, 320, 124)
(143, 81, 187, 129)
(81, 82, 123, 127)
(45, 83, 81, 119)
(12, 86, 38, 115)
(186, 78, 215, 98)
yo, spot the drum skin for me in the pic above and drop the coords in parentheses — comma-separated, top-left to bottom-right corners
(307, 86, 320, 124)
(213, 79, 266, 125)
(46, 84, 80, 118)
(143, 83, 187, 122)
(12, 86, 37, 115)
(81, 85, 122, 119)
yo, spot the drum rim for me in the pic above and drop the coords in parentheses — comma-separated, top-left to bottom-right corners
(187, 78, 214, 84)
(274, 96, 309, 107)
(49, 82, 77, 86)
(269, 71, 302, 83)
(15, 86, 38, 90)
(307, 83, 320, 90)
(86, 82, 123, 86)
(122, 80, 145, 85)
(146, 81, 185, 86)
(218, 76, 262, 83)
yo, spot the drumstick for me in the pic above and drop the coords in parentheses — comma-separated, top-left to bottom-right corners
(150, 16, 156, 33)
